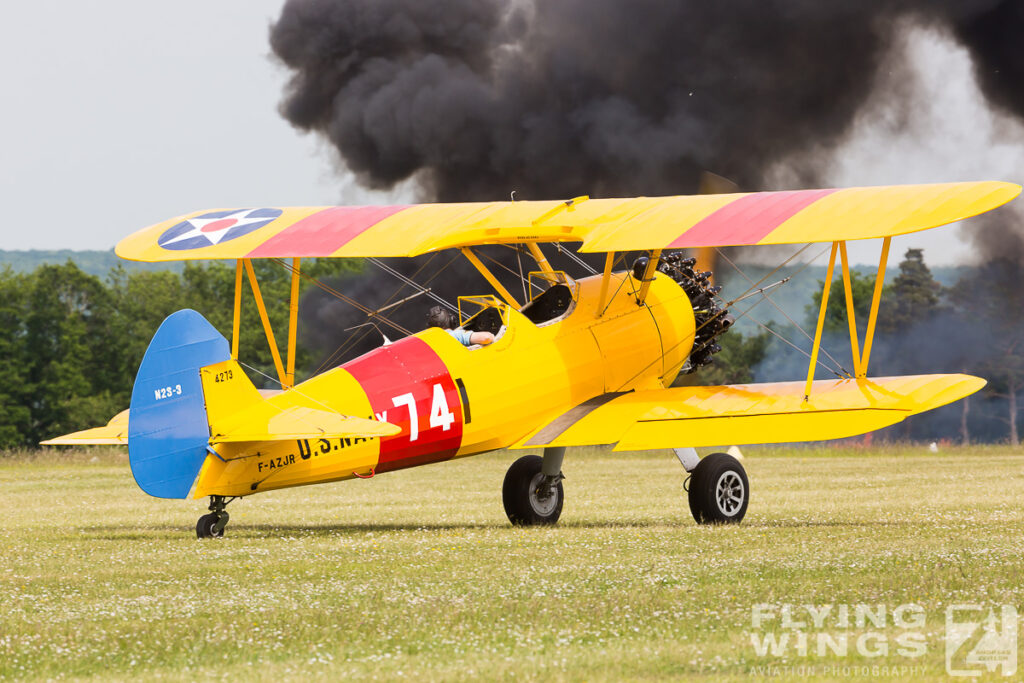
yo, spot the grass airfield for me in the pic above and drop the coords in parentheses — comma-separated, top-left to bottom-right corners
(1, 445, 1022, 681)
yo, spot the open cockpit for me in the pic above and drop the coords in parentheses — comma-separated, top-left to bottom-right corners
(453, 272, 579, 348)
(520, 282, 575, 326)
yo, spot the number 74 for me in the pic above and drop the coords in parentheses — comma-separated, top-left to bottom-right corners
(391, 383, 455, 441)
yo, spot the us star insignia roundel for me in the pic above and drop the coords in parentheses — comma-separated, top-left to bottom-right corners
(158, 208, 283, 250)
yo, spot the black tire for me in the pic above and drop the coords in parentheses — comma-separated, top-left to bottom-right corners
(688, 453, 748, 524)
(502, 455, 563, 526)
(196, 512, 227, 539)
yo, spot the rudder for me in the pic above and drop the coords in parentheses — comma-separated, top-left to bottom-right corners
(128, 309, 230, 499)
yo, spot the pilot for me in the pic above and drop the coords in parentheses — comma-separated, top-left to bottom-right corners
(426, 305, 495, 346)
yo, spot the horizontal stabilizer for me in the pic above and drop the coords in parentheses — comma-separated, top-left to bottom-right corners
(209, 406, 400, 444)
(514, 374, 985, 451)
(199, 360, 399, 452)
(40, 409, 129, 446)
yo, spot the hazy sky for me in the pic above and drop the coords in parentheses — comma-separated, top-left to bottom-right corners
(0, 1, 401, 253)
(1, 3, 1020, 266)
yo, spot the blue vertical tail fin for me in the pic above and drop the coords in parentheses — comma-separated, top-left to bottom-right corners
(128, 309, 230, 499)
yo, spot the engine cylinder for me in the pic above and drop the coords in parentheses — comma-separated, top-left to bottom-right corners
(657, 252, 732, 374)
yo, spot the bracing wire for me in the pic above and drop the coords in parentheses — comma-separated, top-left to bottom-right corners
(312, 251, 462, 373)
(612, 243, 830, 391)
(478, 249, 543, 295)
(234, 359, 363, 422)
(313, 255, 435, 372)
(515, 245, 528, 303)
(271, 259, 412, 337)
(689, 287, 846, 381)
(554, 242, 599, 275)
(714, 247, 852, 377)
(367, 257, 459, 313)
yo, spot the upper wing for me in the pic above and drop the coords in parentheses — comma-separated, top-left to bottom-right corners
(514, 374, 985, 451)
(576, 182, 1019, 251)
(115, 182, 1019, 261)
(40, 409, 130, 446)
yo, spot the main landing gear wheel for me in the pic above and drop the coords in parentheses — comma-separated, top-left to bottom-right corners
(688, 452, 748, 524)
(503, 455, 564, 526)
(196, 496, 230, 539)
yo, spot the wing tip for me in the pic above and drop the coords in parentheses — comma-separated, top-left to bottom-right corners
(995, 180, 1023, 202)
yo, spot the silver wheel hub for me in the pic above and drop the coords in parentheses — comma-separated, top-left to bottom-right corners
(715, 471, 745, 516)
(528, 472, 559, 516)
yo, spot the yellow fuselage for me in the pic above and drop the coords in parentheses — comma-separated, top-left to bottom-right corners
(194, 272, 694, 498)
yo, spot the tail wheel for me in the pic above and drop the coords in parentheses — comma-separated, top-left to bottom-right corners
(688, 452, 748, 524)
(196, 511, 228, 539)
(502, 455, 563, 526)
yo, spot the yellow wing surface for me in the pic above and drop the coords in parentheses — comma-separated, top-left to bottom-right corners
(115, 182, 1019, 261)
(39, 409, 130, 446)
(515, 374, 985, 451)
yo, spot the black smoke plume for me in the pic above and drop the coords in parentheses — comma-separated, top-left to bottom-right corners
(271, 0, 1024, 200)
(273, 0, 1024, 426)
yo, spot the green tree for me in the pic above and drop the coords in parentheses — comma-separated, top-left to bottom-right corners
(22, 262, 122, 443)
(2, 258, 366, 447)
(179, 258, 361, 387)
(688, 328, 772, 385)
(948, 260, 1024, 445)
(107, 267, 185, 391)
(0, 268, 31, 447)
(878, 248, 941, 335)
(805, 268, 875, 336)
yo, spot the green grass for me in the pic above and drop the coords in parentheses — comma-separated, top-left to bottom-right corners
(1, 444, 1022, 681)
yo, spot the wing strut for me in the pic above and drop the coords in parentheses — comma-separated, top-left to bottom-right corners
(804, 236, 893, 400)
(243, 258, 288, 388)
(839, 236, 892, 380)
(285, 257, 301, 388)
(231, 259, 243, 359)
(460, 247, 521, 308)
(596, 251, 616, 316)
(635, 249, 663, 304)
(839, 242, 863, 377)
(526, 242, 557, 280)
(860, 236, 891, 377)
(231, 257, 304, 390)
(804, 242, 840, 401)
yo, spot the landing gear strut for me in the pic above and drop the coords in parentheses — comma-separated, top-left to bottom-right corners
(503, 447, 565, 526)
(196, 495, 231, 539)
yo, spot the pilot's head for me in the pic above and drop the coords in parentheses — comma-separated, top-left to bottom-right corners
(426, 305, 456, 330)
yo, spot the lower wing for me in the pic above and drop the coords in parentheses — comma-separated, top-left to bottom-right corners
(515, 374, 984, 450)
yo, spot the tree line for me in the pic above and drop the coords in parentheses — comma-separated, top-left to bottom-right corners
(681, 247, 1022, 445)
(0, 250, 1019, 448)
(793, 249, 1022, 444)
(0, 259, 356, 448)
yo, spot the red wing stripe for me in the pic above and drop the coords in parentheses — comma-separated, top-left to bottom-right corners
(668, 189, 838, 248)
(247, 205, 409, 257)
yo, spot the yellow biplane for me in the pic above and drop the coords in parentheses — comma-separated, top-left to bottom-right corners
(44, 181, 1020, 537)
